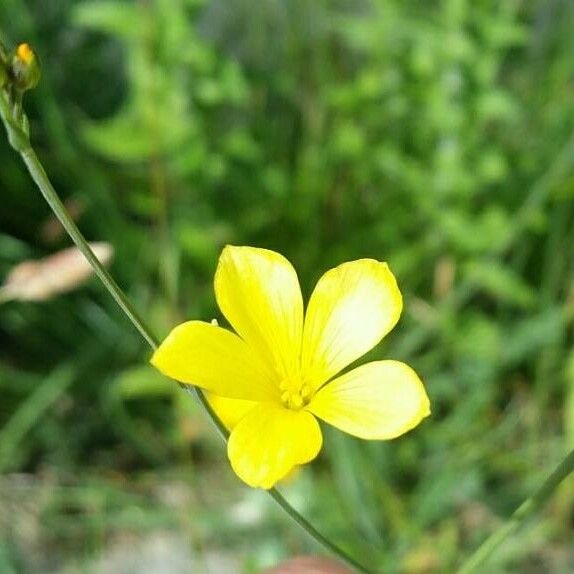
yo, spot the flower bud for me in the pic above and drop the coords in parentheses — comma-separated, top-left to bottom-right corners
(11, 43, 40, 91)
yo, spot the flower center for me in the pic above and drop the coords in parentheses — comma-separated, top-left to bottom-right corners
(279, 378, 312, 410)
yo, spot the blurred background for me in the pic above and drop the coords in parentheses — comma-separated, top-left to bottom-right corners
(1, 0, 573, 572)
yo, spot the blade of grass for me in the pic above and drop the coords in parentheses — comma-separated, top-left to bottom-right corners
(456, 447, 574, 574)
(0, 364, 76, 473)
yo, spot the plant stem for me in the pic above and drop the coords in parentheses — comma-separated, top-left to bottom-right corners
(19, 146, 159, 350)
(1, 104, 374, 574)
(268, 488, 373, 574)
(456, 447, 574, 574)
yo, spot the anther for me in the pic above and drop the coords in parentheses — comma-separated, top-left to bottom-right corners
(291, 394, 304, 409)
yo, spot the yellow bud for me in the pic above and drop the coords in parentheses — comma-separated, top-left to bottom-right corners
(11, 43, 41, 91)
(16, 44, 34, 65)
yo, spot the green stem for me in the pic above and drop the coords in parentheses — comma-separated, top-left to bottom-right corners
(19, 146, 159, 350)
(456, 447, 574, 574)
(1, 95, 374, 574)
(268, 488, 373, 574)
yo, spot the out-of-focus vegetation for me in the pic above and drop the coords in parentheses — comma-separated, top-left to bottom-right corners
(1, 0, 573, 572)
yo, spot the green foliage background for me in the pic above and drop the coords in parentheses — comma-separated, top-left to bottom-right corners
(1, 0, 573, 572)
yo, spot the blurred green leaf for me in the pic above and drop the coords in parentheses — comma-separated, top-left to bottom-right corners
(464, 261, 536, 308)
(501, 308, 566, 366)
(115, 366, 174, 399)
(73, 1, 147, 40)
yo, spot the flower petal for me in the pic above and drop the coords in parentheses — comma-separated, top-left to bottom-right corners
(228, 403, 322, 489)
(151, 320, 277, 401)
(206, 392, 258, 430)
(307, 360, 430, 440)
(214, 246, 304, 380)
(301, 259, 402, 390)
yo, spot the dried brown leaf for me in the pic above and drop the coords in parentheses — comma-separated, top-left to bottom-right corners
(0, 242, 113, 302)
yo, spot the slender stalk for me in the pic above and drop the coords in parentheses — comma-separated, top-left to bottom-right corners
(191, 385, 229, 441)
(19, 147, 160, 350)
(456, 447, 574, 574)
(268, 488, 373, 574)
(1, 93, 374, 574)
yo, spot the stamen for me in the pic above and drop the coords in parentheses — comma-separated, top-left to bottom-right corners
(290, 394, 304, 409)
(279, 379, 312, 410)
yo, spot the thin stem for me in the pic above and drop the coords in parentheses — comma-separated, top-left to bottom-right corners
(268, 488, 373, 574)
(456, 447, 574, 574)
(1, 102, 374, 574)
(191, 385, 229, 441)
(19, 146, 159, 350)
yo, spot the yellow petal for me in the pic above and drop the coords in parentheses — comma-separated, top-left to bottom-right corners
(151, 320, 277, 401)
(206, 392, 257, 430)
(227, 403, 322, 489)
(307, 360, 430, 440)
(301, 259, 403, 390)
(214, 246, 304, 380)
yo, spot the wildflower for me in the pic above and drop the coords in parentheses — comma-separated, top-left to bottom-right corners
(152, 246, 430, 488)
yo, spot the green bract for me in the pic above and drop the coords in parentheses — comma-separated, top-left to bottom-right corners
(0, 43, 7, 88)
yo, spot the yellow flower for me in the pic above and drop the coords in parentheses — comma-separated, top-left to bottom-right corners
(151, 246, 430, 489)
